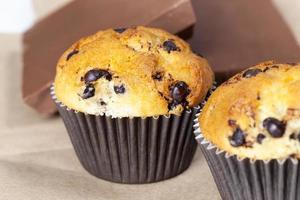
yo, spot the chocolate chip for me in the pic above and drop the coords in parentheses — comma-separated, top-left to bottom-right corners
(170, 81, 190, 103)
(228, 119, 236, 127)
(84, 69, 112, 83)
(229, 127, 246, 147)
(290, 133, 297, 140)
(152, 72, 163, 81)
(66, 49, 79, 61)
(263, 65, 279, 72)
(242, 68, 262, 78)
(163, 40, 180, 53)
(158, 91, 164, 97)
(256, 134, 266, 144)
(257, 93, 261, 100)
(167, 81, 190, 110)
(114, 28, 126, 33)
(290, 154, 297, 158)
(263, 117, 286, 138)
(82, 84, 95, 99)
(114, 84, 125, 94)
(263, 67, 270, 72)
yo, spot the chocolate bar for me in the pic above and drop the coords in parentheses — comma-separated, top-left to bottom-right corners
(186, 0, 300, 83)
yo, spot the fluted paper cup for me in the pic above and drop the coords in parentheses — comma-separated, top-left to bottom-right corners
(193, 108, 300, 200)
(50, 84, 199, 184)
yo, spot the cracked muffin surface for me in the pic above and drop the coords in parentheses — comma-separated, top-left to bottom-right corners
(199, 61, 300, 160)
(54, 26, 214, 117)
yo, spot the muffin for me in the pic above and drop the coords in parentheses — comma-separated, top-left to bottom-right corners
(52, 26, 214, 183)
(194, 61, 300, 199)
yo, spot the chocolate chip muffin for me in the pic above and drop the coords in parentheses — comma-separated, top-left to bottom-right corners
(54, 26, 213, 117)
(199, 61, 300, 160)
(195, 61, 300, 200)
(52, 26, 214, 184)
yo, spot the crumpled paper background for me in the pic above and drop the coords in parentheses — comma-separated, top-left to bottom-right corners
(1, 0, 300, 199)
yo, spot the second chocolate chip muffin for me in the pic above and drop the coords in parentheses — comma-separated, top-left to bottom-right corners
(54, 26, 213, 117)
(199, 61, 300, 160)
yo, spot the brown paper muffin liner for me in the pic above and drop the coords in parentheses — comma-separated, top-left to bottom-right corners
(50, 84, 199, 184)
(193, 110, 300, 200)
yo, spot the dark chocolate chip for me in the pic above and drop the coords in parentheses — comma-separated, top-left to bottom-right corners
(84, 69, 112, 83)
(263, 117, 286, 138)
(228, 119, 236, 127)
(82, 84, 95, 99)
(263, 65, 279, 72)
(167, 81, 190, 110)
(97, 99, 107, 106)
(163, 40, 180, 53)
(256, 133, 266, 144)
(229, 127, 246, 147)
(290, 133, 297, 140)
(290, 154, 297, 158)
(170, 81, 190, 103)
(152, 72, 163, 81)
(66, 49, 79, 61)
(158, 91, 164, 97)
(257, 93, 261, 100)
(263, 67, 270, 72)
(114, 84, 125, 94)
(114, 28, 126, 33)
(242, 68, 262, 78)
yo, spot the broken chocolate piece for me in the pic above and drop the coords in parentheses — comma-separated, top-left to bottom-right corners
(163, 39, 180, 53)
(242, 68, 262, 78)
(256, 133, 266, 144)
(263, 117, 286, 138)
(114, 84, 125, 94)
(114, 28, 127, 33)
(229, 127, 246, 147)
(84, 69, 112, 83)
(82, 84, 95, 99)
(66, 49, 79, 61)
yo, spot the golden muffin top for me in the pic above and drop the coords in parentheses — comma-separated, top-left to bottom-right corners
(199, 61, 300, 160)
(54, 26, 214, 117)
